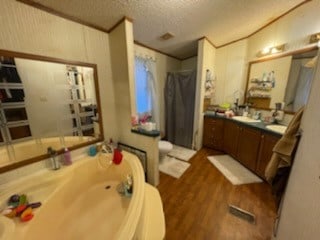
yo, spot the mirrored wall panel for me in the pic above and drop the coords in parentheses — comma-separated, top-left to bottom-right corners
(0, 50, 103, 172)
(245, 47, 318, 112)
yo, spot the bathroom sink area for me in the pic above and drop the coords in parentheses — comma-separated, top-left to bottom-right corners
(232, 116, 261, 123)
(266, 124, 287, 134)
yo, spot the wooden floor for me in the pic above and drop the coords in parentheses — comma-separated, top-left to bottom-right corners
(157, 148, 277, 240)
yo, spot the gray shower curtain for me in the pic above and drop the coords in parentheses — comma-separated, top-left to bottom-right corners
(292, 66, 314, 111)
(164, 70, 197, 148)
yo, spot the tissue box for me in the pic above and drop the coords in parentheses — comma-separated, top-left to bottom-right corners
(141, 122, 156, 131)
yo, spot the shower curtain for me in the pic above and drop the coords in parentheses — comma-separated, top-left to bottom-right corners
(284, 58, 315, 111)
(164, 70, 196, 148)
(292, 66, 314, 111)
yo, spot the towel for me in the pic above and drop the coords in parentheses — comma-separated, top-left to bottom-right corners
(265, 107, 304, 183)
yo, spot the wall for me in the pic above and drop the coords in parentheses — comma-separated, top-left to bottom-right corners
(248, 0, 320, 61)
(274, 51, 320, 240)
(109, 20, 160, 185)
(0, 0, 117, 140)
(215, 0, 320, 106)
(194, 39, 216, 150)
(134, 44, 181, 134)
(215, 39, 248, 105)
(181, 56, 198, 70)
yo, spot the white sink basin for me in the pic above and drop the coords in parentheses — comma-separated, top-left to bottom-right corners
(266, 125, 287, 134)
(232, 116, 261, 123)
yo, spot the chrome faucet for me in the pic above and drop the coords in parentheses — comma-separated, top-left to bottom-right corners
(47, 147, 60, 170)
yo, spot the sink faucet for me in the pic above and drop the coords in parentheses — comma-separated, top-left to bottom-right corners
(47, 147, 60, 170)
(116, 174, 133, 197)
(233, 98, 239, 115)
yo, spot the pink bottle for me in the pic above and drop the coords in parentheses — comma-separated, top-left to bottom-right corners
(63, 148, 72, 165)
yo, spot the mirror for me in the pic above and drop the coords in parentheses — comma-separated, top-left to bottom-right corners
(0, 50, 103, 173)
(245, 46, 318, 112)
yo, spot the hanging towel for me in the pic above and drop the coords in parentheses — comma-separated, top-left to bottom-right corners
(265, 107, 304, 183)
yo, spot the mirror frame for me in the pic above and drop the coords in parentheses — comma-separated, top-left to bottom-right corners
(0, 49, 104, 173)
(244, 45, 319, 114)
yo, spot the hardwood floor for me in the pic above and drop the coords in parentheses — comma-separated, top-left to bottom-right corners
(157, 148, 277, 240)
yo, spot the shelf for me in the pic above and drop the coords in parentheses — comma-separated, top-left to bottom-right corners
(248, 96, 271, 99)
(250, 79, 272, 84)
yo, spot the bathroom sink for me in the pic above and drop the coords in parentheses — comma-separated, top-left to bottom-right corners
(266, 125, 287, 134)
(232, 116, 261, 123)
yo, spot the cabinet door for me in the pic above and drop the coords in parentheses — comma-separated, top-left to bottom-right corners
(203, 118, 213, 148)
(223, 120, 240, 158)
(203, 117, 224, 150)
(256, 133, 280, 179)
(237, 126, 261, 172)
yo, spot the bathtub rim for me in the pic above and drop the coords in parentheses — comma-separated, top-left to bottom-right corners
(115, 151, 145, 240)
(0, 151, 145, 240)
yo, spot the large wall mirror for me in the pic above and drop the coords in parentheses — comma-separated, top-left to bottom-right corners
(0, 50, 104, 173)
(245, 46, 318, 113)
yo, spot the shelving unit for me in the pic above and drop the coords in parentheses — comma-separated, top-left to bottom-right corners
(246, 76, 275, 108)
(64, 67, 95, 137)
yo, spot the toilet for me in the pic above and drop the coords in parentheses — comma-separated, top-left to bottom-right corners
(158, 140, 173, 162)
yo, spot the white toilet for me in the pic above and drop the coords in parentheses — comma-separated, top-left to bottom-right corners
(158, 140, 173, 162)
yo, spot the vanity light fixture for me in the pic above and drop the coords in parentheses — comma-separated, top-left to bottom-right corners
(310, 32, 320, 44)
(257, 44, 285, 57)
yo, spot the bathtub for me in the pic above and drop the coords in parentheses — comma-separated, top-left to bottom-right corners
(0, 151, 164, 240)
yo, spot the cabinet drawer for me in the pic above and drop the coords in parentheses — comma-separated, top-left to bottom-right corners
(203, 117, 224, 150)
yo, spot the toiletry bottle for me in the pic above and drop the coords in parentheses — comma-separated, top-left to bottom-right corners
(63, 148, 72, 165)
(47, 147, 60, 170)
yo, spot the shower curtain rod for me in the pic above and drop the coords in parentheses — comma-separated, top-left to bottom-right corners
(169, 69, 195, 73)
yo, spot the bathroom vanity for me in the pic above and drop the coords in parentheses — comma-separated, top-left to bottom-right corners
(203, 115, 281, 180)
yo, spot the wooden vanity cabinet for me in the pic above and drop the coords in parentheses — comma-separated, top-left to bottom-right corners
(223, 120, 239, 158)
(237, 126, 261, 172)
(203, 117, 224, 151)
(203, 116, 281, 179)
(256, 133, 280, 179)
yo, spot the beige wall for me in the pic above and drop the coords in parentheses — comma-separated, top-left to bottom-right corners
(134, 44, 181, 133)
(215, 39, 248, 105)
(215, 0, 320, 106)
(194, 39, 216, 150)
(181, 56, 198, 70)
(274, 51, 320, 240)
(109, 21, 160, 185)
(0, 0, 117, 140)
(248, 0, 320, 61)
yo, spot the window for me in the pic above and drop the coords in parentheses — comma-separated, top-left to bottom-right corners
(135, 57, 151, 115)
(134, 56, 159, 127)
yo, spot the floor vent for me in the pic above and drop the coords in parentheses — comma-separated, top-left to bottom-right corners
(228, 205, 256, 224)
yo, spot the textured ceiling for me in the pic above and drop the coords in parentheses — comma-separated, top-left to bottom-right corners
(27, 0, 308, 59)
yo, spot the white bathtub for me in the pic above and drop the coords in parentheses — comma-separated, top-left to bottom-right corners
(0, 151, 164, 240)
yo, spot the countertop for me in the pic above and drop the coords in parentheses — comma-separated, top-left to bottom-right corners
(204, 112, 284, 137)
(131, 128, 161, 137)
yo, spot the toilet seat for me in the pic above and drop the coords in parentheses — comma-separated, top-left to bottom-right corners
(158, 141, 173, 151)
